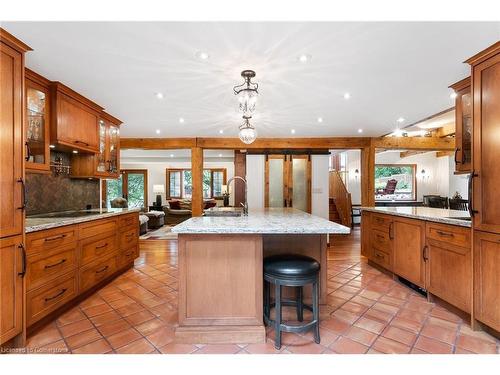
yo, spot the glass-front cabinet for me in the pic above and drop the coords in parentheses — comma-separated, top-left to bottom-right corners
(450, 77, 472, 173)
(25, 69, 51, 172)
(95, 113, 121, 178)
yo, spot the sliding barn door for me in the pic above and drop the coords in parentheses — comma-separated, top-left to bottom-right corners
(265, 155, 311, 213)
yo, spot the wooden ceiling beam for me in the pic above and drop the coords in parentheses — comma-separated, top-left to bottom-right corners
(399, 150, 427, 158)
(436, 151, 454, 158)
(372, 136, 455, 151)
(433, 122, 456, 138)
(120, 137, 196, 149)
(195, 137, 371, 149)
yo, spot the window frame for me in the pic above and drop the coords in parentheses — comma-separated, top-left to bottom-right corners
(102, 169, 148, 208)
(166, 168, 227, 199)
(374, 163, 417, 201)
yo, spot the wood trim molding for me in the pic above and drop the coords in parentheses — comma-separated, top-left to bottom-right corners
(50, 81, 104, 112)
(100, 111, 123, 126)
(449, 76, 471, 91)
(0, 28, 32, 52)
(372, 136, 455, 151)
(465, 41, 500, 66)
(120, 138, 196, 149)
(25, 68, 50, 87)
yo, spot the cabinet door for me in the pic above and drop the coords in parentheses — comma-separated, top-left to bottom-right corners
(107, 123, 120, 177)
(25, 77, 50, 172)
(473, 231, 500, 331)
(393, 217, 425, 287)
(55, 93, 99, 152)
(95, 119, 107, 175)
(0, 42, 24, 238)
(454, 85, 472, 173)
(360, 211, 371, 258)
(426, 239, 471, 312)
(472, 50, 500, 233)
(0, 235, 24, 344)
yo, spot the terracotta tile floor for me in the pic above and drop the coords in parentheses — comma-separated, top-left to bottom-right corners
(24, 229, 499, 354)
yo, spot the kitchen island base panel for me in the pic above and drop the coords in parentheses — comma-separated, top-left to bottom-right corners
(176, 233, 328, 344)
(175, 325, 266, 344)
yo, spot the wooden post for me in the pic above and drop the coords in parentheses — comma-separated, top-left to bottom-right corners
(234, 150, 247, 207)
(361, 141, 375, 207)
(191, 147, 204, 216)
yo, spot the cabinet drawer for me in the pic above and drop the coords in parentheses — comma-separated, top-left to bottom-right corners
(79, 218, 117, 239)
(27, 271, 78, 326)
(119, 213, 138, 229)
(79, 255, 118, 293)
(426, 223, 470, 248)
(371, 214, 393, 232)
(26, 226, 77, 255)
(118, 245, 138, 269)
(370, 229, 392, 252)
(371, 248, 392, 270)
(120, 227, 138, 249)
(80, 231, 118, 266)
(26, 244, 77, 291)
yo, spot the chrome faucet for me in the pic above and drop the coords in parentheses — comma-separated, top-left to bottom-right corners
(227, 176, 248, 215)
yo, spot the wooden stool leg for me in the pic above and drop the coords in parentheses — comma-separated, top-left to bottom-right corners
(296, 286, 304, 322)
(312, 280, 320, 344)
(274, 283, 282, 349)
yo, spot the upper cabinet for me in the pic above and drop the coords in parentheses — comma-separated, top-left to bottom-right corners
(50, 82, 102, 154)
(25, 69, 51, 172)
(449, 77, 472, 173)
(71, 111, 122, 179)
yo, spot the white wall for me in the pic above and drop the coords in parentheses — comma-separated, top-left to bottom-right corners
(120, 160, 235, 206)
(245, 154, 329, 219)
(345, 150, 362, 205)
(448, 156, 469, 199)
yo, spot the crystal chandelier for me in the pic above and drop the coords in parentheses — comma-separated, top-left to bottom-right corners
(233, 70, 258, 118)
(238, 117, 257, 145)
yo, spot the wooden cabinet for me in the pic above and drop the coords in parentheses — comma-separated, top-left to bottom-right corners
(449, 77, 472, 173)
(50, 81, 102, 154)
(360, 211, 371, 258)
(426, 223, 471, 313)
(393, 217, 426, 288)
(473, 231, 500, 331)
(0, 235, 24, 344)
(468, 42, 500, 234)
(0, 30, 29, 239)
(25, 213, 139, 327)
(25, 69, 51, 172)
(71, 111, 122, 178)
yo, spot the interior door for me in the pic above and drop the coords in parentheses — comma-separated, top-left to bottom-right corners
(105, 170, 147, 209)
(265, 155, 311, 212)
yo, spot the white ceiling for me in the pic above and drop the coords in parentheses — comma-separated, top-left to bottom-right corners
(3, 22, 499, 138)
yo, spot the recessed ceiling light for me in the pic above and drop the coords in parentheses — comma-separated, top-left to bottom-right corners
(298, 54, 311, 63)
(72, 150, 78, 154)
(291, 129, 296, 134)
(155, 129, 161, 134)
(170, 154, 174, 158)
(196, 51, 210, 60)
(343, 93, 351, 100)
(179, 117, 185, 124)
(358, 129, 363, 133)
(393, 128, 403, 137)
(49, 144, 55, 149)
(219, 129, 224, 134)
(450, 92, 458, 99)
(155, 92, 164, 99)
(397, 117, 405, 123)
(218, 153, 223, 157)
(317, 117, 323, 123)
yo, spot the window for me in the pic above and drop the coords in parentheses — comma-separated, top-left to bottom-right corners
(103, 169, 148, 208)
(166, 168, 226, 199)
(375, 164, 416, 201)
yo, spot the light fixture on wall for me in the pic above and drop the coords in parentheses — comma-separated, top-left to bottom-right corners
(238, 117, 257, 145)
(354, 169, 360, 180)
(233, 70, 258, 118)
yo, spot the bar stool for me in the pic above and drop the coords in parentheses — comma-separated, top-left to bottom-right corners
(263, 254, 320, 349)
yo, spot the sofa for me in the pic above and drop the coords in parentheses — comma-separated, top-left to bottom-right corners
(163, 199, 217, 225)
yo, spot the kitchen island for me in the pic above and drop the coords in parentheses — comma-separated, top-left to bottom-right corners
(172, 208, 350, 344)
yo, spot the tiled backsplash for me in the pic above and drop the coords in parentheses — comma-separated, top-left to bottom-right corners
(26, 153, 100, 215)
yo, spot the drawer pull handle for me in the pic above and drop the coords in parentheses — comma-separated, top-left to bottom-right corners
(45, 288, 68, 302)
(124, 251, 133, 257)
(126, 233, 134, 237)
(45, 234, 67, 242)
(436, 230, 453, 237)
(44, 259, 67, 269)
(95, 243, 108, 249)
(18, 244, 27, 278)
(74, 140, 89, 146)
(95, 265, 109, 274)
(389, 222, 394, 240)
(422, 245, 429, 262)
(375, 253, 383, 258)
(376, 234, 384, 239)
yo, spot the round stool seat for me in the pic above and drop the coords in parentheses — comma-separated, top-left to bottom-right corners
(264, 254, 320, 278)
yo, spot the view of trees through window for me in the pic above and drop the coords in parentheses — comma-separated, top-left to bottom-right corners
(167, 169, 225, 199)
(106, 170, 147, 208)
(375, 164, 416, 201)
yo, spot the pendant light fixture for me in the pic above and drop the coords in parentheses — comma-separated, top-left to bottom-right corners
(233, 70, 258, 118)
(238, 117, 257, 145)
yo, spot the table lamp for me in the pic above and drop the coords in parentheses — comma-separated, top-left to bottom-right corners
(153, 184, 165, 207)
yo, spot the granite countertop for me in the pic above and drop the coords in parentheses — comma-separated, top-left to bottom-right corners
(172, 208, 351, 234)
(25, 208, 141, 233)
(360, 206, 471, 227)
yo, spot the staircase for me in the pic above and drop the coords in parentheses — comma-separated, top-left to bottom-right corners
(329, 170, 352, 228)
